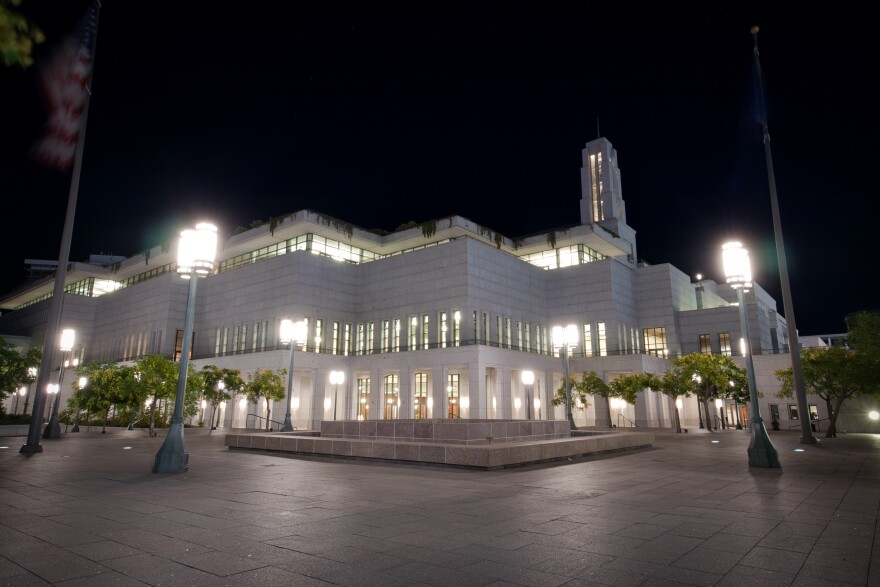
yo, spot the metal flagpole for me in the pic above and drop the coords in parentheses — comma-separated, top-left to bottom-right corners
(21, 2, 101, 454)
(750, 26, 818, 445)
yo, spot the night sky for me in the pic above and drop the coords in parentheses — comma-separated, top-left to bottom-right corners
(1, 3, 875, 335)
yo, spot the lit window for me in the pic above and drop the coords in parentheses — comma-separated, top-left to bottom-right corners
(414, 373, 428, 419)
(719, 333, 731, 356)
(642, 327, 668, 357)
(597, 322, 607, 357)
(699, 334, 711, 354)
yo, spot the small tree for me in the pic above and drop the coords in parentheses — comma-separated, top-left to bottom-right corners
(0, 336, 40, 414)
(776, 346, 873, 438)
(200, 365, 243, 431)
(671, 353, 746, 431)
(245, 368, 286, 430)
(553, 371, 601, 422)
(134, 355, 178, 437)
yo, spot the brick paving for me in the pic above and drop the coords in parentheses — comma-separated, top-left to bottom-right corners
(0, 427, 877, 586)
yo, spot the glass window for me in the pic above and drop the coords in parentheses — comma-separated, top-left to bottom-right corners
(719, 333, 731, 356)
(597, 322, 607, 357)
(524, 322, 531, 352)
(699, 334, 711, 354)
(642, 327, 668, 357)
(357, 377, 370, 420)
(505, 317, 512, 349)
(356, 323, 365, 356)
(447, 373, 460, 419)
(314, 319, 323, 353)
(409, 316, 418, 350)
(393, 318, 401, 352)
(367, 322, 374, 354)
(422, 314, 430, 350)
(343, 323, 351, 356)
(482, 312, 489, 344)
(381, 320, 390, 353)
(453, 310, 461, 347)
(788, 405, 799, 420)
(440, 312, 448, 349)
(583, 324, 593, 357)
(384, 374, 399, 420)
(414, 373, 428, 419)
(769, 404, 780, 421)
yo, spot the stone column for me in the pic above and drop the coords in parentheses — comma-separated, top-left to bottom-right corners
(398, 366, 412, 419)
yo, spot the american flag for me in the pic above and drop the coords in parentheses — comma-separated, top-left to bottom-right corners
(34, 4, 98, 171)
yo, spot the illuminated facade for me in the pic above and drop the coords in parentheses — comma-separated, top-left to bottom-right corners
(1, 138, 816, 431)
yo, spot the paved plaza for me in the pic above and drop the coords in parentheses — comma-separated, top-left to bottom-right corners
(0, 428, 877, 586)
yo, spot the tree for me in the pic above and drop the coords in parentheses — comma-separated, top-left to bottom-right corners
(670, 353, 747, 431)
(776, 346, 873, 438)
(76, 363, 124, 433)
(199, 365, 243, 431)
(553, 372, 600, 419)
(134, 355, 178, 437)
(0, 336, 40, 414)
(245, 368, 286, 430)
(0, 0, 44, 68)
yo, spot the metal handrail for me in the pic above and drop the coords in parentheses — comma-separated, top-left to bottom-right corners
(245, 412, 284, 431)
(616, 413, 637, 428)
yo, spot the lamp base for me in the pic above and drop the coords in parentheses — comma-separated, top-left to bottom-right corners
(281, 414, 294, 432)
(153, 422, 189, 473)
(747, 420, 782, 469)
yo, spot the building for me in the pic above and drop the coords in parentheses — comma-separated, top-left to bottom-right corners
(0, 138, 846, 432)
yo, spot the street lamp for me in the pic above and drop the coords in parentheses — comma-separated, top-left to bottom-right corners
(521, 370, 534, 420)
(715, 398, 724, 430)
(70, 376, 87, 432)
(44, 328, 75, 439)
(552, 324, 578, 430)
(279, 318, 307, 432)
(329, 370, 345, 420)
(692, 374, 705, 429)
(675, 397, 684, 433)
(722, 241, 781, 468)
(154, 222, 218, 474)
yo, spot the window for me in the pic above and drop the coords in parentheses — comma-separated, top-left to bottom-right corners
(314, 319, 323, 353)
(422, 314, 430, 349)
(393, 318, 401, 352)
(383, 374, 399, 420)
(473, 311, 478, 345)
(215, 328, 222, 356)
(357, 378, 370, 420)
(769, 404, 780, 421)
(496, 316, 502, 347)
(699, 334, 711, 354)
(414, 373, 428, 419)
(356, 323, 365, 356)
(440, 312, 448, 349)
(453, 311, 461, 347)
(524, 322, 531, 352)
(409, 316, 418, 350)
(252, 321, 260, 351)
(260, 320, 268, 351)
(232, 325, 240, 353)
(447, 373, 460, 419)
(597, 322, 607, 357)
(173, 329, 193, 362)
(367, 322, 375, 354)
(537, 325, 544, 355)
(788, 405, 799, 420)
(642, 327, 668, 357)
(343, 323, 351, 356)
(719, 333, 731, 356)
(482, 312, 489, 344)
(332, 322, 340, 355)
(583, 324, 593, 357)
(381, 320, 390, 353)
(222, 327, 228, 356)
(516, 321, 523, 350)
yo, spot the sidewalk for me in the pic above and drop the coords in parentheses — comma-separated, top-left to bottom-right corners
(1, 428, 877, 586)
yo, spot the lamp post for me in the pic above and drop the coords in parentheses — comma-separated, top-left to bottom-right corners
(22, 367, 37, 416)
(44, 328, 75, 439)
(722, 241, 781, 468)
(70, 376, 87, 432)
(329, 370, 345, 420)
(552, 325, 578, 430)
(154, 222, 217, 474)
(675, 397, 684, 432)
(715, 398, 725, 430)
(521, 370, 534, 420)
(279, 318, 306, 432)
(693, 374, 704, 429)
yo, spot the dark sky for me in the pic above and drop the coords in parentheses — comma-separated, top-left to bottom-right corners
(1, 3, 876, 335)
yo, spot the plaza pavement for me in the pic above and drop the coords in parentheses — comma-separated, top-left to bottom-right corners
(0, 427, 877, 586)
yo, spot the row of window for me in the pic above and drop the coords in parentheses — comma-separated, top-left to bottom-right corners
(214, 321, 270, 356)
(20, 227, 610, 312)
(356, 373, 462, 420)
(699, 333, 733, 356)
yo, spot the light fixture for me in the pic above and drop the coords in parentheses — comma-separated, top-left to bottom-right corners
(722, 241, 780, 468)
(869, 411, 879, 421)
(154, 222, 218, 474)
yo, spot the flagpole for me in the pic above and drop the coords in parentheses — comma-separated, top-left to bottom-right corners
(21, 2, 101, 454)
(750, 26, 818, 445)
